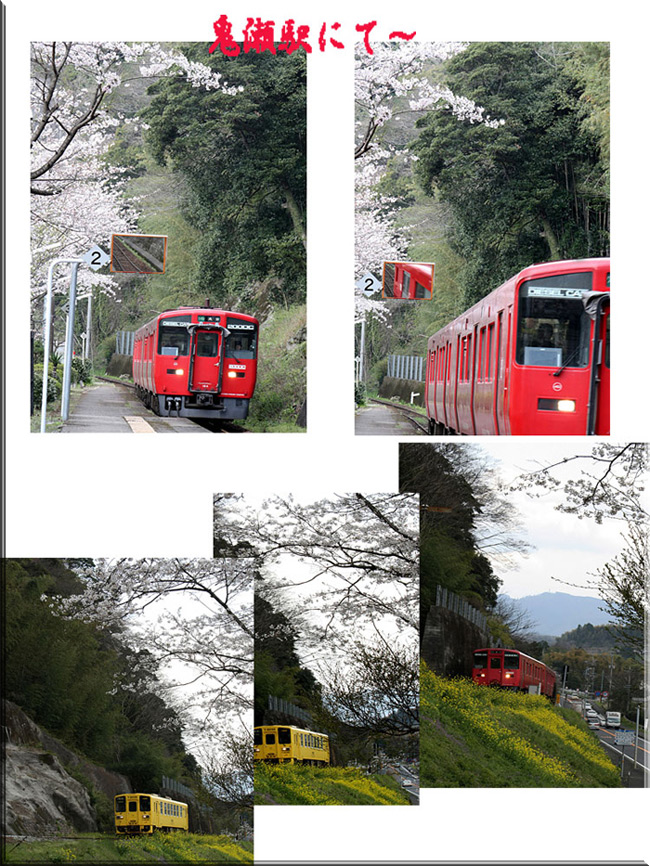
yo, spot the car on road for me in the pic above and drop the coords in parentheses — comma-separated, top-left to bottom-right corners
(587, 718, 600, 730)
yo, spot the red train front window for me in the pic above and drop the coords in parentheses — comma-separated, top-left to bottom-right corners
(503, 652, 520, 669)
(158, 317, 191, 356)
(225, 318, 258, 358)
(490, 656, 501, 669)
(516, 272, 593, 368)
(473, 651, 488, 668)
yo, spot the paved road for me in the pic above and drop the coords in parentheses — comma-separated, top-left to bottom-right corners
(595, 726, 648, 786)
(59, 382, 210, 433)
(355, 403, 425, 436)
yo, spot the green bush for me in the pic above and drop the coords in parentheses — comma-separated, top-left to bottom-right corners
(71, 357, 93, 385)
(355, 381, 367, 406)
(32, 363, 61, 405)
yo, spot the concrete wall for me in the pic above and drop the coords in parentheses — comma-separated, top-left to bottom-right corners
(378, 377, 426, 407)
(421, 606, 490, 678)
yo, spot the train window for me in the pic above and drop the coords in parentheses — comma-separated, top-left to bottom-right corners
(517, 273, 593, 367)
(158, 321, 190, 356)
(490, 656, 502, 669)
(473, 652, 488, 668)
(504, 652, 520, 669)
(115, 796, 126, 811)
(486, 324, 494, 379)
(129, 801, 138, 812)
(140, 796, 151, 811)
(402, 271, 411, 297)
(278, 727, 291, 744)
(196, 331, 219, 357)
(226, 319, 258, 359)
(254, 729, 263, 745)
(265, 733, 276, 745)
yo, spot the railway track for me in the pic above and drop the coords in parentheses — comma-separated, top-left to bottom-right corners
(93, 376, 250, 433)
(111, 235, 164, 274)
(369, 398, 429, 434)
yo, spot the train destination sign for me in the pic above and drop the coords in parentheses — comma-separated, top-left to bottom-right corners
(523, 287, 586, 299)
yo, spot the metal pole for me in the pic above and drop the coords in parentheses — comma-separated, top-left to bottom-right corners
(358, 317, 366, 383)
(85, 291, 92, 361)
(40, 258, 84, 432)
(61, 262, 80, 421)
(40, 261, 58, 432)
(620, 743, 626, 780)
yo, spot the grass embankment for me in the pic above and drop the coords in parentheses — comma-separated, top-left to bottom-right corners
(421, 663, 621, 788)
(255, 763, 411, 805)
(247, 304, 306, 432)
(5, 832, 253, 863)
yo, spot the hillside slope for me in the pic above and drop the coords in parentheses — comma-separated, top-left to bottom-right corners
(420, 664, 620, 788)
(255, 764, 411, 805)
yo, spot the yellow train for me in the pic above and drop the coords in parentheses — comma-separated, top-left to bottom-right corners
(254, 724, 330, 766)
(114, 793, 189, 835)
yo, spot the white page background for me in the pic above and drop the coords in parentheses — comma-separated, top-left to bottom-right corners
(4, 1, 648, 861)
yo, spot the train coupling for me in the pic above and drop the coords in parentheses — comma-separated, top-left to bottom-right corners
(165, 396, 183, 411)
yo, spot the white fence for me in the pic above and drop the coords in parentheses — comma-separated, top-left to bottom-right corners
(387, 354, 424, 381)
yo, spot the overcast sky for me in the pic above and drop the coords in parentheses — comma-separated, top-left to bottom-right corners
(476, 440, 629, 599)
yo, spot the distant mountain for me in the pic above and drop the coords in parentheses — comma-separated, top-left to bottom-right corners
(501, 592, 611, 637)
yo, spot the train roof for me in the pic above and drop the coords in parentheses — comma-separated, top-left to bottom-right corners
(474, 647, 555, 668)
(255, 723, 329, 736)
(115, 792, 188, 803)
(513, 257, 609, 284)
(159, 307, 258, 320)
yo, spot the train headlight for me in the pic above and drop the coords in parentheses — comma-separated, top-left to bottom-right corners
(174, 369, 184, 376)
(538, 398, 576, 413)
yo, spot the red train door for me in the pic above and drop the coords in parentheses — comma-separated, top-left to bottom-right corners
(493, 312, 504, 433)
(189, 327, 223, 393)
(494, 308, 513, 434)
(591, 299, 610, 434)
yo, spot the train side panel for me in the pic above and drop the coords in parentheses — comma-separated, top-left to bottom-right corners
(114, 793, 188, 835)
(425, 259, 609, 435)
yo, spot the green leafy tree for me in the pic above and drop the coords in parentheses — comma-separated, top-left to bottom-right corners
(412, 42, 609, 305)
(143, 46, 306, 307)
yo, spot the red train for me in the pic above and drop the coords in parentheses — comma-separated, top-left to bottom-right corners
(383, 261, 434, 299)
(472, 648, 557, 699)
(132, 307, 258, 419)
(425, 258, 609, 435)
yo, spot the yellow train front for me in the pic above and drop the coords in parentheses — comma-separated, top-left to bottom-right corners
(114, 793, 189, 835)
(254, 724, 330, 766)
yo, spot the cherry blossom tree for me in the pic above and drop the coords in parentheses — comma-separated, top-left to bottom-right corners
(30, 42, 242, 319)
(513, 442, 648, 657)
(47, 556, 253, 748)
(354, 41, 504, 335)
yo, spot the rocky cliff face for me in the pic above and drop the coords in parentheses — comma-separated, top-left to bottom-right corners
(3, 701, 131, 837)
(5, 744, 98, 836)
